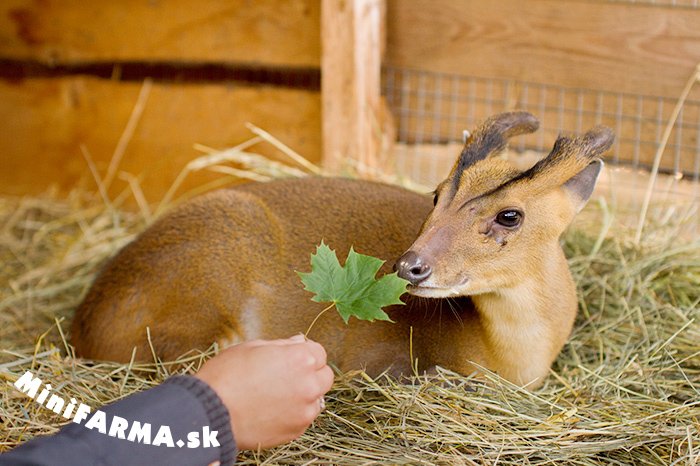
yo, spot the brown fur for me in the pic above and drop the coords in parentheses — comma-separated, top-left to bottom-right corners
(71, 112, 614, 387)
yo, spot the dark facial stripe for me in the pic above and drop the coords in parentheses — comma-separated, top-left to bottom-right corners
(449, 131, 509, 197)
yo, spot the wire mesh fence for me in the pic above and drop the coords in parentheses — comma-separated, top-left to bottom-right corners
(383, 66, 700, 180)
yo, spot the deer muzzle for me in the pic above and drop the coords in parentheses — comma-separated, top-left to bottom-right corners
(394, 250, 433, 285)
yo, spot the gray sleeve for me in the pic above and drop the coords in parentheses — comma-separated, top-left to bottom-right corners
(0, 375, 237, 466)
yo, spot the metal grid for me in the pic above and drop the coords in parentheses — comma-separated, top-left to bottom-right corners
(382, 66, 700, 182)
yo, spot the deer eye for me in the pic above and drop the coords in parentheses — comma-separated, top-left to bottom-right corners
(433, 194, 438, 206)
(495, 210, 523, 228)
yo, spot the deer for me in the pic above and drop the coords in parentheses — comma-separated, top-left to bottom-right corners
(71, 111, 614, 388)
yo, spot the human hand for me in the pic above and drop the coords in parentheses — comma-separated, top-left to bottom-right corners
(195, 335, 334, 450)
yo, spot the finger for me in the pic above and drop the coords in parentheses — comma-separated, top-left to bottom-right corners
(241, 339, 267, 348)
(302, 340, 328, 369)
(310, 396, 325, 420)
(246, 335, 306, 347)
(315, 365, 335, 394)
(268, 334, 307, 345)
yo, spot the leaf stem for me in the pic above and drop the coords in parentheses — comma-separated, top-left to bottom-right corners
(305, 303, 336, 338)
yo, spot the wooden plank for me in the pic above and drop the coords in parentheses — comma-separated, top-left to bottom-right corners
(0, 0, 320, 67)
(321, 0, 389, 174)
(385, 0, 700, 99)
(0, 77, 321, 201)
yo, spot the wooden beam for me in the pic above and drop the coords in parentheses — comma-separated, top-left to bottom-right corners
(321, 0, 386, 174)
(386, 0, 700, 99)
(0, 0, 320, 67)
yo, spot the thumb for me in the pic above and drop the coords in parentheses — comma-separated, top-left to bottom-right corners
(264, 334, 307, 346)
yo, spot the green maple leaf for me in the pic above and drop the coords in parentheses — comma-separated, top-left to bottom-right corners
(297, 241, 409, 324)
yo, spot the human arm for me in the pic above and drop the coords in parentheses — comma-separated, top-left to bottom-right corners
(1, 335, 334, 465)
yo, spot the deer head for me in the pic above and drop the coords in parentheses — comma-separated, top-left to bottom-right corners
(395, 111, 614, 298)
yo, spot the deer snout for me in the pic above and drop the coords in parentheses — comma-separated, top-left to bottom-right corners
(394, 251, 432, 285)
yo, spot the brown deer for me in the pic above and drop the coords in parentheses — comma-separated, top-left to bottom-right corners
(71, 112, 613, 388)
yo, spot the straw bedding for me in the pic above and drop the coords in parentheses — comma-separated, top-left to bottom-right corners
(0, 152, 698, 465)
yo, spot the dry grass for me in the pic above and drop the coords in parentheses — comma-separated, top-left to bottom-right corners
(1, 135, 699, 465)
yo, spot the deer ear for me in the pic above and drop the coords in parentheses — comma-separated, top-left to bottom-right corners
(563, 159, 603, 213)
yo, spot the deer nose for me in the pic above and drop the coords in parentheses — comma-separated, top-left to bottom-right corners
(394, 251, 432, 285)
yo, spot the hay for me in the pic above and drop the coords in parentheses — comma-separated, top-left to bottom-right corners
(1, 139, 699, 465)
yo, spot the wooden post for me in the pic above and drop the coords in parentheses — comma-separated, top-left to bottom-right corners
(321, 0, 387, 175)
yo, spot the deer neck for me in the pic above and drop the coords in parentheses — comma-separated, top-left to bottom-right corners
(470, 243, 577, 387)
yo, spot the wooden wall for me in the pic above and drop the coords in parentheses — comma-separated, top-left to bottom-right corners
(0, 0, 322, 202)
(0, 0, 319, 65)
(0, 77, 320, 199)
(2, 0, 700, 202)
(386, 0, 700, 99)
